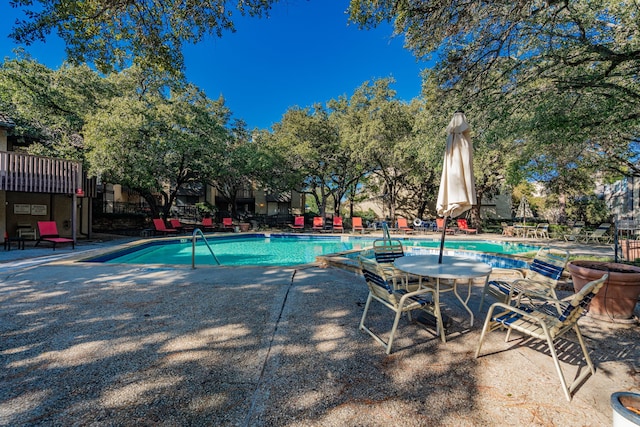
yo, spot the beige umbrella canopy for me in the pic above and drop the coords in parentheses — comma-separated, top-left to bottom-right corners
(436, 111, 477, 262)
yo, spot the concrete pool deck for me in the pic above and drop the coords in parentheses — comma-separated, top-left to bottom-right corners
(0, 232, 638, 426)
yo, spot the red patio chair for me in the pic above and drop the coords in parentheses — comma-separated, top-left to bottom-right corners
(289, 216, 305, 231)
(153, 218, 178, 235)
(352, 217, 364, 233)
(35, 221, 75, 250)
(332, 216, 344, 233)
(312, 217, 325, 232)
(200, 217, 215, 231)
(456, 218, 477, 234)
(169, 218, 193, 233)
(436, 218, 455, 235)
(396, 217, 414, 234)
(222, 217, 234, 231)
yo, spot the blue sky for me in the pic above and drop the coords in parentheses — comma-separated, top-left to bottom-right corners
(1, 0, 429, 130)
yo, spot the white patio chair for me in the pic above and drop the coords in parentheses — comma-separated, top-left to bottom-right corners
(476, 273, 609, 401)
(358, 256, 438, 354)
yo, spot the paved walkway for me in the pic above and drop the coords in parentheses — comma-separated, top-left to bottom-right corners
(0, 233, 637, 426)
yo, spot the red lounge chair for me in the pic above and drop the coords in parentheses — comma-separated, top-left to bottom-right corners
(201, 217, 215, 231)
(222, 217, 234, 231)
(332, 216, 344, 233)
(396, 217, 414, 234)
(289, 216, 305, 231)
(456, 218, 477, 234)
(312, 217, 324, 232)
(169, 218, 193, 233)
(352, 217, 364, 233)
(153, 218, 178, 235)
(35, 221, 75, 250)
(436, 218, 455, 235)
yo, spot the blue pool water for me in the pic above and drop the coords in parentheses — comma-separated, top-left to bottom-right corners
(86, 234, 538, 268)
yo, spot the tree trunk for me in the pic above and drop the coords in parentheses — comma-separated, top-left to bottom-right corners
(558, 193, 567, 224)
(471, 192, 483, 233)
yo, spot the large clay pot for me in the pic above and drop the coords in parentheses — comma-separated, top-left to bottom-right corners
(567, 260, 640, 323)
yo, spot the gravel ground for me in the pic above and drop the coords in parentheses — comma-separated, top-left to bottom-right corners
(0, 237, 638, 426)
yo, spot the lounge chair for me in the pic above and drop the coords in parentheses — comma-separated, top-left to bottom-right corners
(153, 218, 178, 235)
(221, 217, 234, 231)
(35, 221, 75, 250)
(501, 222, 515, 237)
(563, 221, 585, 242)
(288, 216, 305, 231)
(396, 217, 414, 234)
(169, 218, 193, 233)
(200, 217, 216, 231)
(332, 216, 344, 233)
(478, 246, 569, 311)
(436, 218, 455, 235)
(581, 223, 612, 244)
(476, 273, 608, 401)
(456, 218, 477, 234)
(351, 217, 365, 233)
(358, 256, 437, 354)
(527, 223, 549, 239)
(312, 216, 324, 232)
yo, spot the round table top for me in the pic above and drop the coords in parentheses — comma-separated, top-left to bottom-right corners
(393, 254, 492, 279)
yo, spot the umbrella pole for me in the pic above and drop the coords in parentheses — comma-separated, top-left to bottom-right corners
(438, 215, 448, 264)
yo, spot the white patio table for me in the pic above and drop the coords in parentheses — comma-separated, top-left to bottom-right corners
(394, 254, 492, 342)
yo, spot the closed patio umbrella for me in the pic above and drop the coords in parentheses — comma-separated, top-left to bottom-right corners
(436, 111, 477, 263)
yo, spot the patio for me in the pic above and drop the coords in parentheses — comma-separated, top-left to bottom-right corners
(0, 236, 638, 426)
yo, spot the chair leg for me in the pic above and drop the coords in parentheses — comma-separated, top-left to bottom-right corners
(359, 293, 396, 353)
(545, 325, 596, 401)
(544, 333, 574, 401)
(574, 325, 596, 376)
(386, 310, 404, 354)
(562, 325, 597, 398)
(359, 292, 373, 332)
(475, 303, 497, 357)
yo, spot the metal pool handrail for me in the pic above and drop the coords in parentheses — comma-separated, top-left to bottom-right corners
(382, 222, 392, 242)
(192, 228, 221, 268)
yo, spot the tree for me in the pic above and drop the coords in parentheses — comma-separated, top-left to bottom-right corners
(8, 0, 278, 76)
(0, 56, 109, 162)
(84, 68, 228, 218)
(205, 119, 266, 218)
(337, 78, 420, 222)
(349, 1, 640, 180)
(271, 104, 344, 217)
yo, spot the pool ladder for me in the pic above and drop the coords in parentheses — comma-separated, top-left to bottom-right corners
(382, 222, 392, 242)
(191, 228, 221, 268)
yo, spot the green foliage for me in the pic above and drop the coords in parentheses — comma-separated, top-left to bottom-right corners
(195, 202, 217, 216)
(349, 0, 640, 182)
(0, 55, 109, 163)
(8, 0, 277, 77)
(84, 67, 229, 217)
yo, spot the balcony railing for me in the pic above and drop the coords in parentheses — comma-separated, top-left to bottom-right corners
(0, 151, 82, 194)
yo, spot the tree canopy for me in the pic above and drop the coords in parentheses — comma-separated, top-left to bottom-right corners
(5, 0, 639, 224)
(8, 0, 278, 76)
(349, 0, 640, 181)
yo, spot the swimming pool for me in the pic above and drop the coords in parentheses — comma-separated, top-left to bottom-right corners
(85, 234, 539, 268)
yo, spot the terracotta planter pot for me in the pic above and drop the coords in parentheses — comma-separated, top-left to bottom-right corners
(567, 261, 640, 323)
